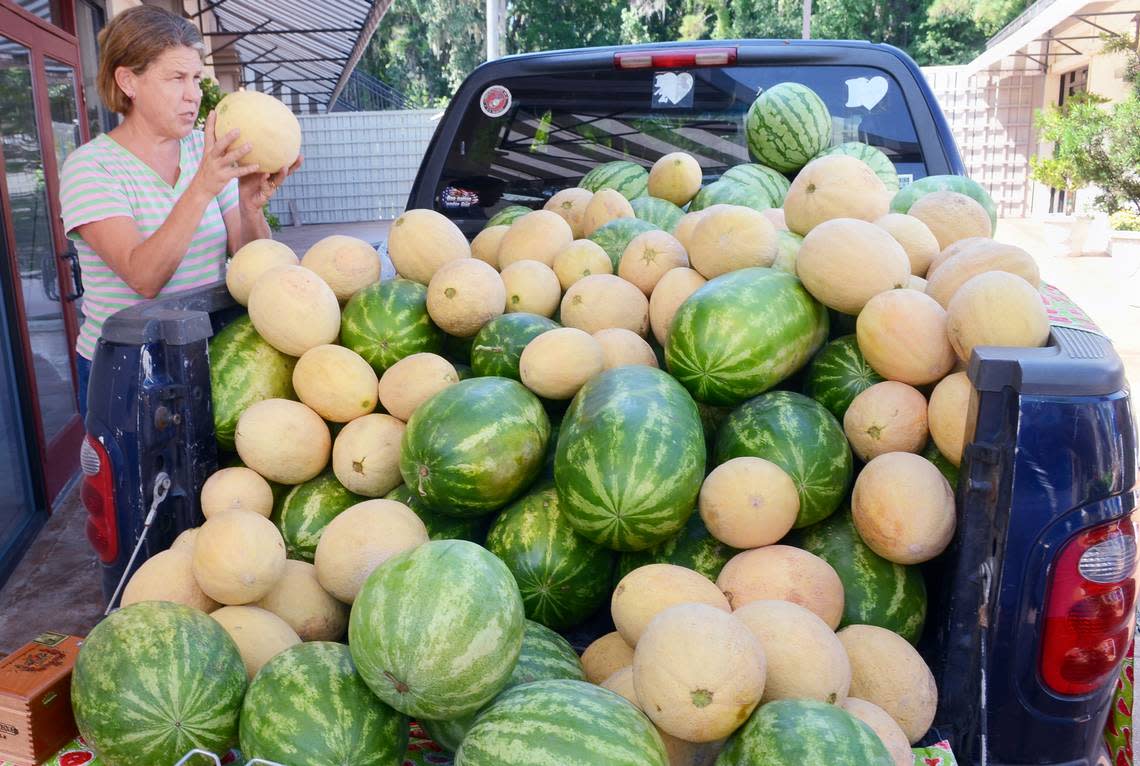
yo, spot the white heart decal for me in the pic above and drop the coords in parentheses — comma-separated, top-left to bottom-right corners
(655, 72, 695, 105)
(845, 76, 889, 110)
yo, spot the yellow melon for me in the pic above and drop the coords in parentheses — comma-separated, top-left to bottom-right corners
(926, 236, 991, 278)
(235, 399, 330, 484)
(761, 207, 788, 232)
(171, 527, 199, 554)
(226, 239, 298, 306)
(582, 189, 636, 237)
(874, 213, 940, 276)
(841, 697, 914, 766)
(377, 353, 459, 422)
(838, 624, 938, 744)
(928, 372, 973, 466)
(907, 191, 991, 250)
(593, 328, 658, 370)
(784, 155, 891, 236)
(387, 208, 471, 285)
(855, 289, 956, 386)
(292, 344, 379, 423)
(247, 265, 341, 357)
(210, 605, 301, 680)
(649, 152, 703, 206)
(698, 457, 799, 549)
(426, 258, 506, 338)
(620, 230, 690, 295)
(673, 211, 707, 252)
(582, 631, 635, 684)
(561, 274, 650, 336)
(908, 275, 927, 291)
(716, 546, 844, 628)
(314, 498, 429, 603)
(552, 239, 613, 291)
(214, 90, 300, 173)
(843, 381, 929, 462)
(612, 563, 731, 646)
(200, 466, 273, 519)
(255, 559, 349, 641)
(601, 666, 641, 707)
(543, 187, 594, 239)
(519, 327, 605, 400)
(633, 603, 766, 742)
(650, 268, 707, 346)
(192, 509, 287, 605)
(925, 240, 1040, 308)
(733, 599, 851, 704)
(499, 210, 575, 269)
(796, 218, 911, 314)
(852, 452, 956, 565)
(331, 413, 405, 496)
(470, 224, 509, 269)
(688, 206, 778, 279)
(501, 260, 562, 317)
(122, 549, 219, 613)
(300, 235, 380, 303)
(947, 271, 1049, 363)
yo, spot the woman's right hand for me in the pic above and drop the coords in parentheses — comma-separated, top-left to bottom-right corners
(191, 111, 263, 198)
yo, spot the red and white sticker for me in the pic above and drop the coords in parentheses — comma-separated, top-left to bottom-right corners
(480, 85, 513, 117)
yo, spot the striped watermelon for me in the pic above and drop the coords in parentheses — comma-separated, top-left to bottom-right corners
(385, 484, 489, 542)
(818, 141, 900, 192)
(486, 205, 533, 228)
(208, 316, 296, 452)
(239, 642, 408, 764)
(554, 366, 705, 552)
(791, 508, 927, 644)
(714, 391, 852, 529)
(923, 439, 961, 489)
(722, 163, 791, 206)
(688, 179, 772, 212)
(745, 82, 833, 173)
(717, 699, 892, 766)
(71, 602, 247, 765)
(772, 230, 803, 275)
(579, 160, 649, 200)
(471, 313, 560, 380)
(891, 174, 998, 233)
(631, 196, 685, 232)
(349, 540, 526, 720)
(272, 471, 365, 562)
(341, 279, 445, 376)
(616, 512, 739, 584)
(485, 484, 616, 630)
(400, 377, 550, 517)
(588, 217, 659, 269)
(454, 679, 668, 766)
(803, 335, 885, 421)
(665, 268, 829, 407)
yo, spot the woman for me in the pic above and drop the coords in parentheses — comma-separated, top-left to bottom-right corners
(60, 5, 300, 418)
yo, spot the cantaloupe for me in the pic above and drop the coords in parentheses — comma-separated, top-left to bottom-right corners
(650, 268, 706, 346)
(843, 381, 929, 462)
(874, 213, 940, 276)
(784, 155, 891, 236)
(210, 605, 301, 680)
(499, 210, 575, 269)
(314, 498, 429, 603)
(908, 191, 991, 251)
(716, 546, 844, 629)
(331, 413, 405, 496)
(926, 236, 991, 278)
(470, 224, 509, 268)
(619, 230, 689, 295)
(200, 466, 273, 519)
(946, 271, 1049, 362)
(925, 240, 1040, 308)
(501, 260, 562, 317)
(292, 344, 379, 423)
(698, 457, 799, 549)
(226, 239, 298, 306)
(733, 600, 850, 705)
(377, 353, 459, 422)
(426, 258, 506, 338)
(593, 328, 658, 370)
(673, 211, 707, 252)
(855, 289, 956, 386)
(561, 274, 650, 336)
(300, 235, 380, 303)
(191, 509, 287, 605)
(387, 208, 471, 285)
(928, 372, 972, 466)
(582, 189, 635, 237)
(649, 152, 703, 206)
(121, 549, 219, 613)
(519, 327, 605, 400)
(633, 603, 766, 742)
(255, 559, 349, 641)
(552, 239, 613, 290)
(852, 452, 956, 565)
(247, 265, 340, 357)
(687, 206, 777, 278)
(841, 697, 914, 766)
(612, 563, 731, 646)
(762, 207, 788, 231)
(838, 624, 938, 744)
(582, 631, 635, 684)
(235, 398, 331, 484)
(214, 90, 300, 174)
(171, 527, 199, 554)
(796, 218, 910, 314)
(601, 666, 640, 706)
(543, 187, 594, 239)
(908, 275, 927, 291)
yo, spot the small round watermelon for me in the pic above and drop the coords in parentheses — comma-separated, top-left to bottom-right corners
(272, 471, 365, 562)
(209, 315, 296, 452)
(486, 205, 533, 228)
(890, 174, 998, 233)
(341, 278, 445, 375)
(631, 196, 685, 232)
(717, 699, 893, 765)
(689, 178, 773, 212)
(803, 335, 885, 421)
(617, 512, 739, 584)
(721, 163, 791, 206)
(818, 141, 900, 192)
(579, 160, 649, 200)
(471, 313, 560, 380)
(385, 484, 489, 542)
(240, 642, 408, 764)
(745, 82, 833, 173)
(588, 217, 659, 269)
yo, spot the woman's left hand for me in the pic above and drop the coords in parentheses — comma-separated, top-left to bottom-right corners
(239, 154, 303, 210)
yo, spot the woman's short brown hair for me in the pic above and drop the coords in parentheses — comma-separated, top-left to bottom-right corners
(96, 5, 205, 115)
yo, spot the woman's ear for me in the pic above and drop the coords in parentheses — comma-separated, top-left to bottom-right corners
(114, 66, 137, 101)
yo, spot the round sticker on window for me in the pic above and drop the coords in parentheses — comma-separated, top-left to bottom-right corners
(481, 85, 513, 117)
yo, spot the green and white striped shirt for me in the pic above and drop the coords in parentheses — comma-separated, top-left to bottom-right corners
(60, 130, 237, 359)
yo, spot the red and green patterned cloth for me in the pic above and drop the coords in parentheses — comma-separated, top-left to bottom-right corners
(1106, 638, 1135, 766)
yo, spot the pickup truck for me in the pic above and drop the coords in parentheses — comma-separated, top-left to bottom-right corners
(81, 39, 1137, 766)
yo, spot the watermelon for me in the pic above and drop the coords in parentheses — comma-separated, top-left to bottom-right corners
(714, 391, 852, 528)
(272, 471, 365, 562)
(349, 540, 526, 720)
(818, 141, 900, 192)
(486, 205, 532, 228)
(471, 313, 560, 380)
(616, 512, 740, 584)
(772, 230, 802, 274)
(579, 160, 649, 200)
(745, 82, 833, 173)
(631, 196, 685, 232)
(891, 174, 998, 233)
(721, 163, 791, 206)
(688, 178, 772, 212)
(716, 699, 893, 766)
(341, 279, 445, 376)
(485, 484, 615, 630)
(803, 335, 885, 421)
(790, 508, 927, 644)
(554, 366, 705, 551)
(71, 602, 247, 765)
(454, 679, 668, 766)
(385, 484, 489, 542)
(923, 439, 960, 489)
(666, 268, 829, 407)
(588, 217, 659, 269)
(239, 642, 408, 764)
(400, 377, 550, 517)
(208, 315, 296, 452)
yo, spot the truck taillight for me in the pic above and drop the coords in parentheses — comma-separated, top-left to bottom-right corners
(1040, 517, 1138, 696)
(80, 435, 118, 564)
(614, 47, 737, 69)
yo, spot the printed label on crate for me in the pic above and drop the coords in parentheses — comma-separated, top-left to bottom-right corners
(912, 739, 959, 766)
(1040, 283, 1104, 335)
